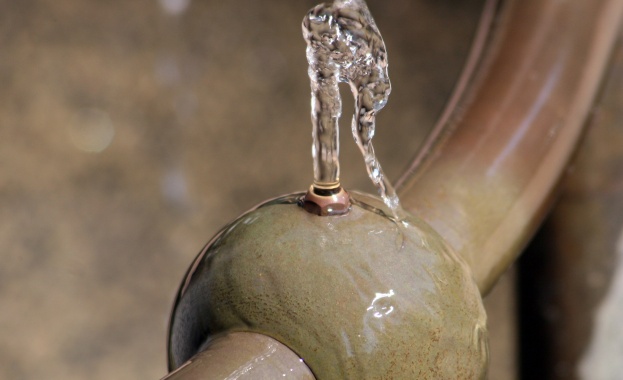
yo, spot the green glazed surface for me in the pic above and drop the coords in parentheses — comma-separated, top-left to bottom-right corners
(168, 193, 488, 379)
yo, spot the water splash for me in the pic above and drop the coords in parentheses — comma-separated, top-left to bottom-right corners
(303, 0, 404, 217)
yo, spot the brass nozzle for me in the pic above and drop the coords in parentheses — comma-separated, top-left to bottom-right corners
(301, 185, 350, 216)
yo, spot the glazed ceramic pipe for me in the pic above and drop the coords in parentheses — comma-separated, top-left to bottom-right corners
(396, 0, 623, 294)
(162, 332, 315, 379)
(166, 193, 488, 379)
(162, 0, 623, 378)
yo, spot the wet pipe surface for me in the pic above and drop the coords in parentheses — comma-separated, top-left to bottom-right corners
(168, 193, 488, 379)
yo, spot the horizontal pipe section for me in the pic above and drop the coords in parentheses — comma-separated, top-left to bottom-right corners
(161, 332, 315, 380)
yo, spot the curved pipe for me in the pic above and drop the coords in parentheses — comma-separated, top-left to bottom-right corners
(162, 0, 623, 378)
(396, 0, 623, 294)
(162, 332, 315, 380)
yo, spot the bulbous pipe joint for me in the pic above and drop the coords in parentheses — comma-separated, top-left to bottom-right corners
(301, 185, 351, 216)
(167, 192, 488, 379)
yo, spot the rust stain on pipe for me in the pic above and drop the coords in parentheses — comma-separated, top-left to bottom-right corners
(397, 0, 623, 294)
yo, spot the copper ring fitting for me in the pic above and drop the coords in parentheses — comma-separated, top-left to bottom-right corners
(301, 185, 351, 216)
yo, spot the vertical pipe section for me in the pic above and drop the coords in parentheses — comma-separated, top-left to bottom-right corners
(396, 0, 623, 294)
(518, 34, 623, 379)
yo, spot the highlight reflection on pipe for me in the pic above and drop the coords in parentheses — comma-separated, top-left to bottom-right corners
(397, 0, 623, 294)
(366, 289, 395, 318)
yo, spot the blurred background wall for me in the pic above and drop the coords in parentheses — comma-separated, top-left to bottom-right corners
(1, 0, 526, 378)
